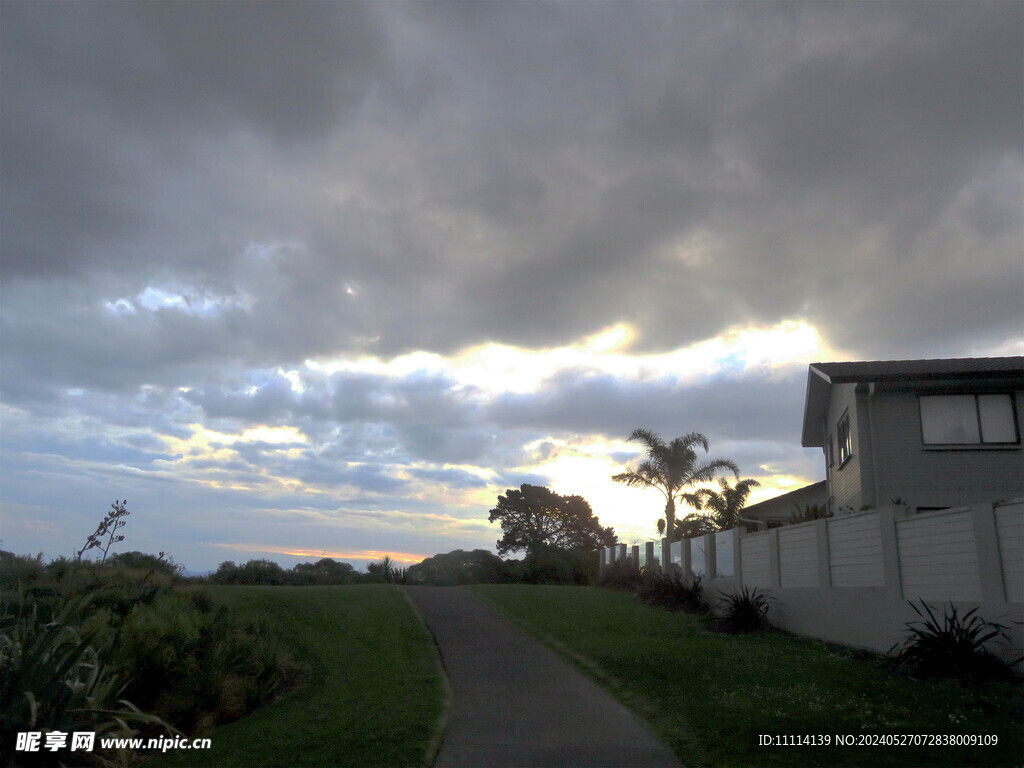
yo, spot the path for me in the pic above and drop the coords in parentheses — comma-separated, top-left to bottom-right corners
(405, 587, 683, 768)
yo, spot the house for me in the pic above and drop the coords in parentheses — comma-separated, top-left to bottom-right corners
(741, 480, 827, 529)
(800, 357, 1024, 514)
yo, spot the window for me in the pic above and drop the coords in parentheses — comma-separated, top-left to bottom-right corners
(837, 412, 852, 465)
(919, 394, 1019, 445)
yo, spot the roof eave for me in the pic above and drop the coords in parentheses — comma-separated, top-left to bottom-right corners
(800, 365, 832, 447)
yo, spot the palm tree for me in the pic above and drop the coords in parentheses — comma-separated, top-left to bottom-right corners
(612, 429, 739, 542)
(692, 477, 761, 531)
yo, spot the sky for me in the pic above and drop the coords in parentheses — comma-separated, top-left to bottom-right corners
(2, 1, 1021, 573)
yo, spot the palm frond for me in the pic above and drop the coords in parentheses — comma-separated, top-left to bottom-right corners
(627, 428, 666, 454)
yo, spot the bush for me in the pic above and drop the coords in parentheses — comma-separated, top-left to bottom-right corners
(0, 552, 45, 590)
(2, 552, 300, 750)
(716, 587, 773, 633)
(891, 600, 1020, 685)
(0, 593, 176, 767)
(105, 550, 182, 577)
(520, 545, 597, 585)
(636, 568, 709, 614)
(112, 591, 300, 734)
(406, 549, 514, 586)
(597, 557, 643, 591)
(291, 558, 358, 585)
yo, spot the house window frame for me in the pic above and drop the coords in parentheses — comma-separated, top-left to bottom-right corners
(837, 411, 853, 467)
(918, 393, 1020, 447)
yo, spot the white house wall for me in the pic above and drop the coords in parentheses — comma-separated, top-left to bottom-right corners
(826, 382, 865, 512)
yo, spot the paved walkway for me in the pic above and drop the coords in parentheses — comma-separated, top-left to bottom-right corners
(405, 587, 683, 768)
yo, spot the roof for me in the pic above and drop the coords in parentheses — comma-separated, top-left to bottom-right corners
(743, 481, 828, 521)
(801, 356, 1024, 447)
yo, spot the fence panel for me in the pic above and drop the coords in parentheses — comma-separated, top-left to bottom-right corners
(740, 532, 771, 587)
(828, 513, 884, 587)
(897, 508, 981, 601)
(669, 540, 683, 571)
(691, 537, 706, 578)
(715, 530, 735, 577)
(778, 523, 818, 587)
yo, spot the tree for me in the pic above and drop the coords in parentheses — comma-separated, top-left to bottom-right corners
(674, 512, 719, 540)
(692, 477, 761, 530)
(406, 549, 511, 586)
(488, 484, 616, 556)
(292, 557, 357, 585)
(612, 429, 738, 542)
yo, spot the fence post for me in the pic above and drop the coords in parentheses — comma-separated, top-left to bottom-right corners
(878, 506, 902, 601)
(644, 541, 656, 570)
(704, 533, 717, 580)
(732, 527, 744, 584)
(768, 527, 781, 588)
(616, 543, 627, 564)
(816, 518, 831, 587)
(661, 537, 673, 575)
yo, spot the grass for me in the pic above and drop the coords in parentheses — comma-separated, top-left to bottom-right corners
(151, 585, 447, 768)
(470, 584, 1023, 768)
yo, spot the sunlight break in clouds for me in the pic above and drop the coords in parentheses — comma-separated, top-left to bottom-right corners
(308, 318, 840, 397)
(210, 542, 427, 566)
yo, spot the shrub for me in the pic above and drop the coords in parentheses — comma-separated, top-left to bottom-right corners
(0, 552, 45, 590)
(291, 558, 358, 585)
(211, 559, 291, 585)
(105, 550, 182, 577)
(521, 545, 597, 585)
(2, 554, 300, 747)
(112, 591, 300, 734)
(636, 569, 709, 614)
(0, 593, 176, 767)
(406, 549, 514, 586)
(716, 586, 773, 633)
(891, 600, 1019, 685)
(597, 557, 643, 591)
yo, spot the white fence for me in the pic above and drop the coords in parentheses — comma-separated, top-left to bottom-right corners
(601, 499, 1024, 661)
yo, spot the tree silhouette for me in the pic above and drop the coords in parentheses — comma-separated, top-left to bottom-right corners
(692, 477, 761, 530)
(488, 484, 616, 556)
(612, 429, 738, 542)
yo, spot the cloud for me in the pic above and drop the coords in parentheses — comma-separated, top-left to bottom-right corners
(2, 2, 1020, 569)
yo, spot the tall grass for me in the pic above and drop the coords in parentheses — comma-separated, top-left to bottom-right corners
(1, 553, 299, 765)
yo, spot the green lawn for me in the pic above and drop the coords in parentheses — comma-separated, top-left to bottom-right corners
(470, 584, 1023, 768)
(151, 585, 447, 768)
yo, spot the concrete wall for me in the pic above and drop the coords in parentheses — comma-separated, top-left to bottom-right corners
(604, 499, 1024, 664)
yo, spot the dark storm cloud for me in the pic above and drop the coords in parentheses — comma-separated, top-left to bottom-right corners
(0, 1, 394, 278)
(486, 369, 806, 446)
(3, 1, 1020, 374)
